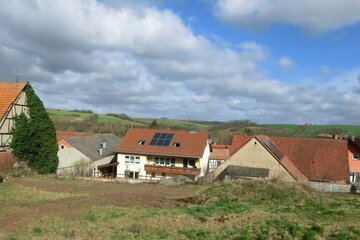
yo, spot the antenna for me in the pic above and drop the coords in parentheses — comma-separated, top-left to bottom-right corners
(16, 70, 19, 82)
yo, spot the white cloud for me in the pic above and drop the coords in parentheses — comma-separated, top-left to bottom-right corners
(0, 0, 360, 124)
(215, 0, 360, 32)
(278, 56, 294, 70)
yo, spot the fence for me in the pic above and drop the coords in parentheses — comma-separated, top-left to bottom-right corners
(92, 171, 163, 182)
(0, 151, 16, 172)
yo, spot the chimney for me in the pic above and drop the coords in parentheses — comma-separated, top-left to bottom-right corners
(333, 133, 338, 140)
(102, 140, 107, 149)
(98, 147, 103, 156)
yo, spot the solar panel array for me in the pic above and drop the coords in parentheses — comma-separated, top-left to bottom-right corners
(262, 139, 285, 160)
(149, 133, 174, 146)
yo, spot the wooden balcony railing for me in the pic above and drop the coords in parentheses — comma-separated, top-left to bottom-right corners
(144, 164, 200, 176)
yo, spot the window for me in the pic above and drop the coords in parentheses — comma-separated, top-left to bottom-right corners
(353, 153, 359, 160)
(60, 145, 64, 149)
(161, 173, 166, 179)
(165, 158, 171, 166)
(174, 142, 181, 147)
(151, 172, 156, 178)
(154, 157, 175, 167)
(183, 159, 197, 168)
(125, 171, 140, 179)
(125, 155, 140, 164)
(138, 140, 146, 145)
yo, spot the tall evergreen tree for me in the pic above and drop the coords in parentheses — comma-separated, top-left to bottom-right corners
(10, 113, 30, 161)
(10, 84, 58, 174)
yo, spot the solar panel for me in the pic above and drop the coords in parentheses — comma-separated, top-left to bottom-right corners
(149, 133, 174, 146)
(262, 139, 285, 160)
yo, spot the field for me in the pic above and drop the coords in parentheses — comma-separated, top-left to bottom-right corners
(1, 176, 360, 239)
(47, 109, 360, 142)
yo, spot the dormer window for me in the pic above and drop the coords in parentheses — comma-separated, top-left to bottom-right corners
(138, 140, 146, 145)
(353, 153, 359, 160)
(173, 142, 181, 147)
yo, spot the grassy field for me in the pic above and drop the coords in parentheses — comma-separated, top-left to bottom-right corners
(0, 176, 359, 239)
(133, 118, 213, 130)
(47, 109, 143, 125)
(47, 109, 360, 142)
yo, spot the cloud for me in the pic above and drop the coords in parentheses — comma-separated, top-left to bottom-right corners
(278, 56, 294, 70)
(0, 0, 360, 124)
(215, 0, 360, 32)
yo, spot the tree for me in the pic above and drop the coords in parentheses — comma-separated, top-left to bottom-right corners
(10, 113, 30, 161)
(149, 119, 159, 129)
(10, 84, 59, 174)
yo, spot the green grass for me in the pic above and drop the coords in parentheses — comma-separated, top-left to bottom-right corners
(0, 183, 83, 204)
(303, 125, 360, 137)
(1, 179, 360, 239)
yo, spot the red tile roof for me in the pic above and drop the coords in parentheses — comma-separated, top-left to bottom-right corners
(117, 128, 209, 158)
(230, 135, 349, 183)
(230, 135, 252, 155)
(0, 81, 27, 120)
(210, 144, 230, 160)
(56, 131, 98, 141)
(271, 137, 350, 183)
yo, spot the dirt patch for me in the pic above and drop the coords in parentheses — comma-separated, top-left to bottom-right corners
(0, 176, 204, 232)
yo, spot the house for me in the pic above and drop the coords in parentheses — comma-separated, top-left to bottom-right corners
(99, 128, 210, 180)
(349, 138, 360, 182)
(0, 81, 28, 151)
(57, 132, 120, 176)
(208, 135, 352, 184)
(0, 81, 28, 170)
(208, 144, 230, 172)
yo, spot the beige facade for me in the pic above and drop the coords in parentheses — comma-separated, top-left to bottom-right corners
(57, 139, 91, 174)
(211, 138, 295, 182)
(0, 90, 28, 149)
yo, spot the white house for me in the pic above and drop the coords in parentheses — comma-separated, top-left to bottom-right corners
(57, 132, 120, 176)
(96, 128, 210, 180)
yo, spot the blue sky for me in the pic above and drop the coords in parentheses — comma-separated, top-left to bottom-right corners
(1, 0, 360, 124)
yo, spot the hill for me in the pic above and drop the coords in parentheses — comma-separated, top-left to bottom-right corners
(47, 109, 360, 143)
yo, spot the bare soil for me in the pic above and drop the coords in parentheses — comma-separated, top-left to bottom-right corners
(0, 176, 203, 232)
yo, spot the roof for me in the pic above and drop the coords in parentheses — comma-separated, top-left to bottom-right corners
(56, 131, 97, 141)
(271, 136, 350, 183)
(210, 144, 230, 160)
(117, 128, 209, 158)
(0, 81, 27, 120)
(230, 135, 349, 182)
(65, 133, 120, 161)
(230, 135, 252, 155)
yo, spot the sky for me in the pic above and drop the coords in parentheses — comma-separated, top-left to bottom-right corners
(1, 0, 360, 124)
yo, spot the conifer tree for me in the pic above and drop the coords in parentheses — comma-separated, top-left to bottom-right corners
(10, 84, 58, 174)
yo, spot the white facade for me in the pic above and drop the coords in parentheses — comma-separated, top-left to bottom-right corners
(57, 142, 91, 174)
(199, 142, 210, 177)
(115, 142, 210, 180)
(117, 153, 147, 178)
(0, 91, 28, 149)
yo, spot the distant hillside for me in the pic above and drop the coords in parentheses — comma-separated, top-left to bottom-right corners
(48, 109, 360, 142)
(210, 121, 360, 144)
(47, 109, 218, 136)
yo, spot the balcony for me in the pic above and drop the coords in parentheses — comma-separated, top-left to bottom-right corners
(144, 164, 200, 176)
